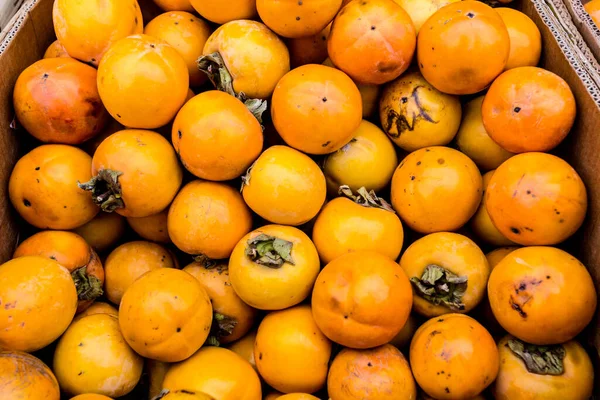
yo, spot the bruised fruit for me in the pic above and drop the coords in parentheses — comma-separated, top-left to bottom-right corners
(418, 1, 510, 94)
(379, 70, 462, 152)
(242, 146, 326, 226)
(0, 351, 60, 400)
(257, 0, 341, 38)
(190, 0, 257, 24)
(13, 58, 108, 144)
(488, 247, 596, 345)
(54, 314, 143, 397)
(127, 209, 170, 243)
(73, 212, 126, 252)
(14, 230, 104, 313)
(9, 144, 98, 229)
(82, 129, 182, 218)
(53, 0, 143, 66)
(229, 225, 320, 310)
(255, 305, 331, 393)
(496, 8, 542, 70)
(97, 34, 189, 129)
(271, 65, 362, 154)
(172, 91, 263, 181)
(168, 180, 253, 259)
(328, 0, 416, 85)
(119, 268, 213, 362)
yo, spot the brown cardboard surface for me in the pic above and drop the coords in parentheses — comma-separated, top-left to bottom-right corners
(566, 0, 600, 62)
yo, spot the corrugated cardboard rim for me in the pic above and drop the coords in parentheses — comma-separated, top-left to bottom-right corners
(0, 0, 40, 53)
(565, 0, 600, 61)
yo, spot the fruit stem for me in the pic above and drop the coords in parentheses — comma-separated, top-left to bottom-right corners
(245, 234, 295, 268)
(71, 266, 103, 301)
(339, 185, 395, 212)
(193, 254, 217, 269)
(507, 338, 566, 375)
(212, 312, 238, 340)
(198, 52, 267, 123)
(78, 169, 124, 212)
(410, 264, 467, 311)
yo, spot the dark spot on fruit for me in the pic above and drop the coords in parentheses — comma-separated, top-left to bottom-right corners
(525, 227, 533, 232)
(438, 318, 444, 322)
(91, 58, 96, 63)
(401, 97, 408, 104)
(514, 106, 521, 113)
(371, 25, 376, 30)
(78, 342, 83, 347)
(420, 63, 424, 68)
(36, 179, 39, 183)
(410, 175, 415, 181)
(150, 44, 155, 48)
(178, 130, 182, 139)
(259, 353, 263, 360)
(63, 205, 67, 209)
(467, 12, 475, 18)
(559, 218, 565, 223)
(417, 161, 421, 165)
(510, 297, 527, 318)
(510, 227, 520, 234)
(430, 330, 441, 337)
(176, 327, 181, 332)
(432, 47, 435, 50)
(526, 190, 531, 194)
(298, 0, 303, 4)
(344, 315, 348, 319)
(78, 371, 84, 376)
(367, 362, 372, 367)
(376, 61, 398, 73)
(425, 148, 430, 152)
(322, 141, 331, 147)
(322, 97, 327, 102)
(42, 73, 49, 80)
(49, 255, 56, 260)
(175, 21, 179, 25)
(23, 199, 31, 207)
(135, 16, 139, 24)
(296, 16, 301, 20)
(116, 114, 122, 118)
(181, 390, 195, 395)
(546, 275, 551, 279)
(174, 296, 178, 299)
(437, 158, 445, 164)
(35, 167, 40, 170)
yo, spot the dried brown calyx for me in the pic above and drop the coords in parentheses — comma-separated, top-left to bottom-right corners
(78, 169, 124, 212)
(410, 264, 468, 311)
(339, 185, 395, 212)
(507, 338, 566, 375)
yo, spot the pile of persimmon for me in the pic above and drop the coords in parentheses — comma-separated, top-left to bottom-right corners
(2, 0, 596, 399)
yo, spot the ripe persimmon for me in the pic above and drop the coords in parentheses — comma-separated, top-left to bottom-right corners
(0, 351, 60, 400)
(395, 0, 461, 33)
(127, 209, 170, 243)
(153, 0, 194, 12)
(287, 24, 331, 68)
(43, 40, 69, 59)
(257, 0, 341, 38)
(190, 0, 257, 24)
(73, 212, 126, 252)
(496, 8, 542, 70)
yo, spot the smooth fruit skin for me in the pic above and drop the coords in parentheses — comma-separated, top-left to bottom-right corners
(163, 346, 262, 400)
(54, 314, 143, 397)
(203, 20, 289, 99)
(323, 120, 398, 195)
(53, 0, 143, 66)
(13, 58, 108, 144)
(44, 40, 69, 58)
(97, 34, 189, 129)
(127, 209, 170, 243)
(257, 0, 341, 38)
(358, 82, 381, 117)
(227, 330, 257, 370)
(144, 12, 212, 86)
(159, 391, 214, 400)
(105, 241, 176, 305)
(328, 0, 416, 85)
(312, 251, 413, 349)
(242, 146, 326, 226)
(485, 153, 587, 245)
(390, 146, 483, 233)
(418, 1, 510, 94)
(486, 247, 519, 269)
(229, 225, 321, 310)
(13, 230, 104, 313)
(91, 129, 183, 218)
(73, 212, 126, 252)
(394, 0, 461, 33)
(585, 0, 600, 28)
(153, 0, 195, 11)
(496, 8, 541, 70)
(74, 302, 118, 323)
(482, 67, 576, 153)
(0, 256, 77, 352)
(9, 144, 98, 229)
(410, 314, 499, 400)
(287, 24, 331, 68)
(70, 395, 113, 400)
(487, 247, 597, 345)
(191, 0, 256, 24)
(172, 91, 263, 181)
(147, 359, 170, 399)
(493, 335, 594, 400)
(168, 180, 253, 259)
(455, 96, 514, 171)
(327, 344, 416, 400)
(388, 313, 419, 349)
(119, 268, 213, 362)
(470, 170, 515, 246)
(271, 65, 362, 154)
(312, 197, 404, 264)
(379, 70, 462, 151)
(255, 305, 332, 394)
(184, 262, 257, 343)
(0, 351, 60, 400)
(400, 232, 490, 317)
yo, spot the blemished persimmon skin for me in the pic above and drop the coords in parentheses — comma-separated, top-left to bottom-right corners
(53, 0, 143, 66)
(312, 251, 413, 349)
(257, 0, 341, 38)
(127, 209, 170, 243)
(271, 65, 362, 155)
(153, 0, 195, 12)
(191, 0, 257, 24)
(488, 247, 597, 345)
(172, 91, 263, 181)
(418, 1, 510, 95)
(43, 40, 69, 59)
(242, 146, 326, 226)
(287, 24, 331, 68)
(13, 230, 105, 313)
(328, 0, 416, 85)
(410, 314, 499, 400)
(255, 305, 332, 394)
(168, 180, 253, 259)
(9, 144, 99, 230)
(203, 20, 290, 100)
(144, 12, 212, 86)
(493, 335, 594, 400)
(13, 58, 108, 144)
(485, 152, 587, 245)
(91, 129, 183, 218)
(327, 345, 417, 400)
(97, 34, 189, 129)
(585, 0, 600, 28)
(482, 67, 576, 153)
(496, 8, 542, 70)
(0, 351, 60, 400)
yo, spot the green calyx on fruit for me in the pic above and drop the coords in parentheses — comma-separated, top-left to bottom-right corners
(193, 254, 217, 269)
(78, 168, 124, 212)
(508, 338, 566, 376)
(339, 185, 395, 212)
(245, 234, 295, 268)
(410, 264, 467, 311)
(198, 52, 267, 123)
(71, 266, 103, 301)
